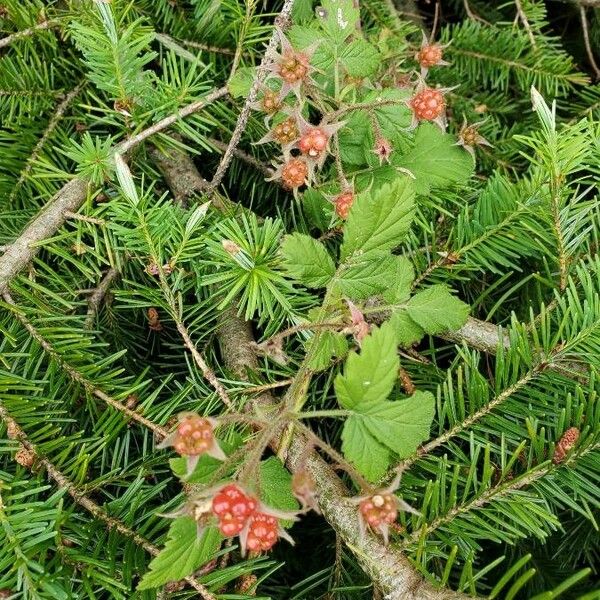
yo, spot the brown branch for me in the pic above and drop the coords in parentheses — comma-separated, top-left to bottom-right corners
(0, 404, 215, 599)
(116, 87, 229, 155)
(579, 5, 600, 81)
(207, 0, 296, 193)
(217, 308, 470, 600)
(0, 19, 58, 49)
(0, 89, 227, 296)
(85, 267, 120, 329)
(0, 178, 90, 294)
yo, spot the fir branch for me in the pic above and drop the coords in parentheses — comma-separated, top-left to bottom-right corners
(0, 404, 215, 599)
(2, 291, 168, 437)
(0, 19, 58, 49)
(207, 0, 296, 193)
(8, 82, 85, 205)
(116, 86, 229, 155)
(0, 177, 90, 294)
(400, 441, 599, 549)
(0, 92, 226, 295)
(396, 366, 542, 473)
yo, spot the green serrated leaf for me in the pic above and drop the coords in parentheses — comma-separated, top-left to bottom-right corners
(281, 233, 335, 288)
(341, 416, 390, 482)
(368, 88, 412, 138)
(359, 391, 435, 458)
(335, 322, 399, 409)
(334, 251, 396, 299)
(316, 0, 360, 44)
(381, 256, 414, 304)
(302, 188, 333, 231)
(138, 518, 221, 590)
(340, 178, 415, 261)
(340, 39, 380, 77)
(339, 110, 371, 165)
(406, 285, 469, 333)
(228, 66, 256, 98)
(388, 311, 425, 347)
(397, 123, 474, 194)
(260, 457, 300, 515)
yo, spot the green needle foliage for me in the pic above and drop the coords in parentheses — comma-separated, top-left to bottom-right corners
(0, 0, 599, 598)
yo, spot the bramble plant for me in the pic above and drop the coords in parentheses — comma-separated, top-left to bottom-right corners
(0, 0, 599, 599)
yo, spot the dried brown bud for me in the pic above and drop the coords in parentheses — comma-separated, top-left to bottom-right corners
(236, 573, 258, 594)
(147, 307, 163, 332)
(553, 427, 580, 465)
(125, 394, 138, 410)
(222, 239, 242, 255)
(15, 445, 36, 468)
(0, 589, 12, 599)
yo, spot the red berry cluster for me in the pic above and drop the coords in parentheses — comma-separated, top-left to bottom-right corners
(410, 88, 446, 121)
(212, 484, 258, 537)
(298, 127, 329, 159)
(359, 493, 398, 529)
(417, 44, 443, 69)
(173, 415, 214, 456)
(281, 158, 308, 189)
(246, 513, 280, 552)
(334, 191, 354, 220)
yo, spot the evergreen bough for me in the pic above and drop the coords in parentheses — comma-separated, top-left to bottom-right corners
(0, 0, 599, 598)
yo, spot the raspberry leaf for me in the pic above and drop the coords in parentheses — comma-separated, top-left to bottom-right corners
(341, 416, 390, 482)
(381, 255, 415, 304)
(335, 322, 399, 408)
(388, 311, 425, 347)
(306, 329, 349, 371)
(334, 251, 397, 299)
(397, 123, 474, 194)
(340, 178, 415, 260)
(281, 233, 335, 288)
(359, 392, 435, 458)
(138, 518, 221, 590)
(260, 457, 300, 522)
(406, 285, 470, 333)
(316, 0, 360, 45)
(340, 39, 380, 77)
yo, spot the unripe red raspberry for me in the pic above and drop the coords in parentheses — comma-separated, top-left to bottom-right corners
(261, 89, 282, 115)
(172, 414, 215, 456)
(459, 125, 480, 147)
(359, 493, 397, 528)
(410, 88, 446, 121)
(281, 158, 308, 189)
(334, 191, 354, 220)
(246, 513, 279, 553)
(212, 484, 257, 519)
(417, 44, 443, 69)
(278, 51, 309, 85)
(218, 514, 246, 537)
(272, 117, 299, 145)
(298, 127, 329, 158)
